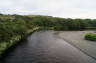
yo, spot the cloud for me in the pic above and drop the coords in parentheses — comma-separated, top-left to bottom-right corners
(0, 0, 96, 18)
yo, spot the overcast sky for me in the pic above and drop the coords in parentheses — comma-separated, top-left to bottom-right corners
(0, 0, 96, 18)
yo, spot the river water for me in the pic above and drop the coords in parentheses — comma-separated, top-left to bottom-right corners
(0, 30, 96, 63)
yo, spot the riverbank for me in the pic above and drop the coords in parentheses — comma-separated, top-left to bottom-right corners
(56, 31, 96, 59)
(0, 27, 41, 57)
(0, 26, 55, 57)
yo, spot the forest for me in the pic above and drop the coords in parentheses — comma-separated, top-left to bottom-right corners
(0, 14, 96, 55)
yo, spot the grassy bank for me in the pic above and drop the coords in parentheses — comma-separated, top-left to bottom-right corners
(85, 33, 96, 41)
(0, 27, 40, 55)
(0, 26, 53, 57)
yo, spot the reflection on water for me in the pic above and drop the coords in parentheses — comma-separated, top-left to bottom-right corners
(1, 31, 96, 63)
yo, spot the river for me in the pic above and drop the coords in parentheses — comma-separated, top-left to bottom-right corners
(0, 30, 96, 63)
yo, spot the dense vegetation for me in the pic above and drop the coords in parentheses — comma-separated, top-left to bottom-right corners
(85, 33, 96, 41)
(0, 14, 96, 55)
(31, 16, 96, 30)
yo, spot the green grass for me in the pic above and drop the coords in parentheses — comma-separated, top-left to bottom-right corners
(0, 27, 40, 55)
(85, 33, 96, 41)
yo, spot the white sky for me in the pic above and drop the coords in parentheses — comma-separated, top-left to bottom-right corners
(0, 0, 96, 18)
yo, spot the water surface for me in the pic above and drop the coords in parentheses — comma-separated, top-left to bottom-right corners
(1, 31, 96, 63)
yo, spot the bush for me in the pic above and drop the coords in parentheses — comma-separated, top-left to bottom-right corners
(85, 33, 96, 41)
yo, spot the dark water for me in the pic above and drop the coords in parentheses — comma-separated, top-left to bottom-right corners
(1, 31, 96, 63)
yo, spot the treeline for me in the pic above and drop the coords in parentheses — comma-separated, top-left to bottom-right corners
(30, 16, 96, 30)
(0, 14, 96, 42)
(0, 14, 96, 54)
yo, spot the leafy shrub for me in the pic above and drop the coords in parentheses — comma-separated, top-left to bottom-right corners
(85, 33, 96, 41)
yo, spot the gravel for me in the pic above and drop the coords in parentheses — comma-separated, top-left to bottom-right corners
(56, 31, 96, 59)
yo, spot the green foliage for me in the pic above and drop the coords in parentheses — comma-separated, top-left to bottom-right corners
(85, 33, 96, 41)
(32, 16, 54, 27)
(0, 14, 96, 43)
(0, 14, 96, 55)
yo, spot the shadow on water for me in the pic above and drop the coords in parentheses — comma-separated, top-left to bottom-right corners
(0, 39, 27, 60)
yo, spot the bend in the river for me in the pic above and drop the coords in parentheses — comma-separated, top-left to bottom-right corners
(1, 30, 96, 63)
